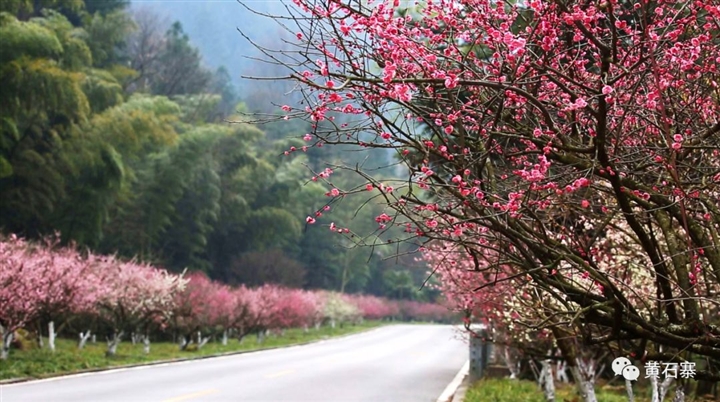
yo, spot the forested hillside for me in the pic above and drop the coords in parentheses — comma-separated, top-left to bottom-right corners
(0, 0, 434, 300)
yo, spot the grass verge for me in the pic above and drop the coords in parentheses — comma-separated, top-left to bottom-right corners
(463, 378, 715, 402)
(0, 321, 385, 381)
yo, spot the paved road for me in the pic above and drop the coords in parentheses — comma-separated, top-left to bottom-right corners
(1, 325, 467, 402)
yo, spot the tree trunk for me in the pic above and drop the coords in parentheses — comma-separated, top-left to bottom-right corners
(625, 379, 635, 402)
(673, 387, 685, 402)
(106, 331, 124, 356)
(651, 376, 675, 402)
(1, 331, 13, 360)
(48, 321, 56, 352)
(538, 359, 556, 402)
(78, 330, 92, 349)
(142, 335, 150, 354)
(197, 331, 209, 350)
(556, 360, 569, 383)
(570, 363, 598, 402)
(501, 347, 520, 380)
(221, 330, 228, 346)
(552, 328, 598, 402)
(37, 322, 44, 348)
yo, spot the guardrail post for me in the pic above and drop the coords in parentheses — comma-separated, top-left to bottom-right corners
(469, 327, 489, 381)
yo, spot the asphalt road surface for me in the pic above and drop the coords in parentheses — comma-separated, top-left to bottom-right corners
(1, 324, 467, 402)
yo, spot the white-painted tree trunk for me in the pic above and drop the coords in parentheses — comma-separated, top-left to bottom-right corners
(131, 332, 140, 345)
(38, 331, 44, 348)
(1, 331, 13, 360)
(556, 360, 569, 383)
(78, 331, 92, 349)
(502, 348, 521, 379)
(197, 331, 210, 350)
(91, 334, 96, 344)
(48, 321, 56, 352)
(330, 319, 336, 329)
(570, 358, 599, 402)
(650, 376, 675, 402)
(179, 336, 193, 350)
(142, 335, 150, 354)
(538, 360, 556, 402)
(672, 387, 685, 402)
(106, 331, 123, 356)
(222, 329, 228, 346)
(625, 379, 635, 402)
(314, 322, 321, 330)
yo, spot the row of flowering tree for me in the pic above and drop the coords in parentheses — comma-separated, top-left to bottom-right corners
(243, 0, 720, 400)
(0, 235, 454, 360)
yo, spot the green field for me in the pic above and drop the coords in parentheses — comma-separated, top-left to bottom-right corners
(0, 322, 384, 381)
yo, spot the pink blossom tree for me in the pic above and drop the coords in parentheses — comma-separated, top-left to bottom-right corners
(0, 235, 48, 359)
(95, 258, 185, 355)
(249, 0, 720, 389)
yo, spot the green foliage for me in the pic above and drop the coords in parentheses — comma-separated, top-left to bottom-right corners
(0, 0, 83, 18)
(83, 10, 134, 67)
(82, 68, 124, 113)
(31, 10, 92, 70)
(0, 12, 62, 61)
(0, 0, 434, 302)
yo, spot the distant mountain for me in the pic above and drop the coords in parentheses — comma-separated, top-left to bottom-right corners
(130, 0, 293, 89)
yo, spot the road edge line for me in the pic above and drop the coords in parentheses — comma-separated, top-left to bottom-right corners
(436, 360, 469, 402)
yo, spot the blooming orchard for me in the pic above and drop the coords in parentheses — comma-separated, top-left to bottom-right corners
(0, 236, 452, 359)
(262, 0, 720, 384)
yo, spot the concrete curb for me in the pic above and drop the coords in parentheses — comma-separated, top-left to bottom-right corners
(437, 360, 469, 402)
(0, 325, 387, 386)
(450, 372, 471, 402)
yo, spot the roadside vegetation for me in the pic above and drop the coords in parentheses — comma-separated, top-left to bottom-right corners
(0, 321, 383, 380)
(464, 378, 717, 402)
